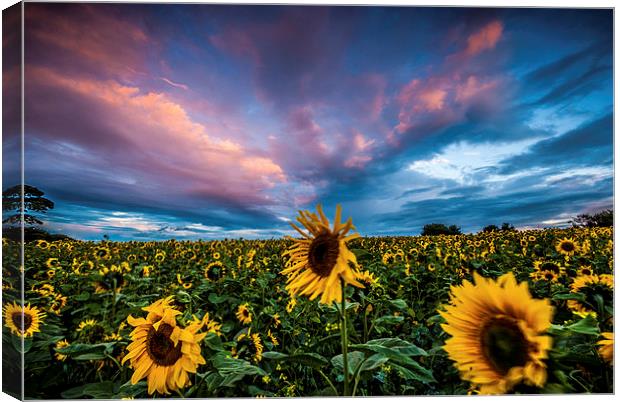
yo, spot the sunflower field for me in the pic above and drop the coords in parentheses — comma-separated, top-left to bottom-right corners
(1, 208, 614, 398)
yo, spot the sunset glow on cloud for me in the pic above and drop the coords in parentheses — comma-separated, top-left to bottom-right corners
(3, 4, 612, 240)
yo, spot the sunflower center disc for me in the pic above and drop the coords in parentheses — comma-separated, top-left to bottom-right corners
(308, 232, 340, 277)
(541, 263, 560, 273)
(12, 312, 32, 333)
(206, 265, 223, 281)
(481, 318, 529, 375)
(146, 323, 182, 366)
(561, 242, 575, 252)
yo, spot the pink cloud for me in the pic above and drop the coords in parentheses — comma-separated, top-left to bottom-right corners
(26, 5, 151, 79)
(455, 76, 498, 102)
(160, 77, 189, 90)
(26, 66, 287, 204)
(396, 79, 449, 112)
(353, 74, 388, 121)
(464, 20, 503, 57)
(353, 130, 375, 152)
(344, 155, 372, 169)
(394, 19, 506, 135)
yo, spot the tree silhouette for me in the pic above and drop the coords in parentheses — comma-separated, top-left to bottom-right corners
(571, 209, 613, 228)
(2, 184, 55, 226)
(501, 222, 516, 231)
(482, 224, 499, 232)
(421, 223, 461, 236)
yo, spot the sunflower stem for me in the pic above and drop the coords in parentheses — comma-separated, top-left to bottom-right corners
(317, 369, 339, 396)
(340, 280, 350, 396)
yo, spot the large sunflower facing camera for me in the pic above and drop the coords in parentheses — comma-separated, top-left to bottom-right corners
(281, 204, 364, 305)
(3, 301, 45, 337)
(122, 297, 207, 395)
(439, 272, 554, 394)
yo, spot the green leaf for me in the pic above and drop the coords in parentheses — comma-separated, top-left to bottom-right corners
(212, 354, 267, 377)
(389, 299, 408, 311)
(11, 336, 32, 353)
(208, 293, 229, 304)
(56, 342, 116, 358)
(350, 248, 372, 261)
(61, 381, 117, 399)
(262, 351, 328, 369)
(74, 292, 91, 301)
(566, 315, 599, 335)
(390, 361, 435, 384)
(117, 380, 148, 398)
(202, 372, 224, 392)
(331, 351, 365, 376)
(352, 338, 427, 358)
(202, 332, 224, 351)
(261, 351, 288, 359)
(374, 315, 404, 325)
(552, 293, 586, 302)
(73, 352, 107, 361)
(359, 353, 389, 372)
(176, 290, 192, 303)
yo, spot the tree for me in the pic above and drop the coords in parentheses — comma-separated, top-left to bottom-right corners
(2, 184, 55, 226)
(501, 222, 516, 231)
(421, 223, 462, 236)
(482, 224, 499, 232)
(571, 209, 613, 228)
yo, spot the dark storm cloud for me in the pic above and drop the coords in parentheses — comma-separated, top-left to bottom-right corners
(13, 4, 613, 239)
(498, 114, 613, 174)
(374, 177, 613, 235)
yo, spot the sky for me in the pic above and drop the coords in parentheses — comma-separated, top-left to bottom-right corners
(2, 4, 613, 240)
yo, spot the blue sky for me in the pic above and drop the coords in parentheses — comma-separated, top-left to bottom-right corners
(2, 4, 613, 240)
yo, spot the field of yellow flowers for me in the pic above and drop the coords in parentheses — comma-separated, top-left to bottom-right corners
(2, 209, 614, 398)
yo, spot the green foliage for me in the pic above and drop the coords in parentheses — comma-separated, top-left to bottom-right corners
(572, 209, 613, 228)
(421, 223, 461, 236)
(2, 184, 55, 226)
(1, 225, 614, 398)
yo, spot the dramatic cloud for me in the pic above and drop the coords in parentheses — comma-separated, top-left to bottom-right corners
(11, 4, 612, 240)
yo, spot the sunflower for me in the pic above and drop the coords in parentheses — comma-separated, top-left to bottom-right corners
(555, 237, 579, 256)
(204, 261, 226, 282)
(3, 302, 45, 337)
(267, 329, 279, 346)
(597, 332, 613, 365)
(46, 258, 61, 269)
(236, 303, 252, 325)
(439, 272, 554, 394)
(190, 312, 222, 336)
(530, 271, 558, 282)
(95, 265, 126, 293)
(35, 239, 50, 249)
(567, 274, 614, 317)
(50, 294, 68, 315)
(55, 339, 70, 361)
(34, 284, 56, 297)
(281, 204, 364, 305)
(272, 313, 281, 328)
(286, 297, 297, 313)
(358, 270, 379, 287)
(233, 329, 264, 363)
(122, 298, 207, 395)
(154, 250, 166, 263)
(142, 265, 153, 277)
(93, 246, 111, 260)
(77, 319, 98, 332)
(577, 265, 594, 277)
(533, 261, 564, 276)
